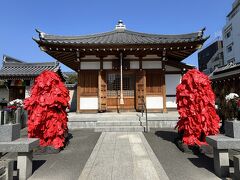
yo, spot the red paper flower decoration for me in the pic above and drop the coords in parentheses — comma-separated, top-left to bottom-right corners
(24, 71, 70, 149)
(176, 69, 220, 146)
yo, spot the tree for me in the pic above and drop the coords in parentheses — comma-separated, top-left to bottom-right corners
(24, 71, 70, 149)
(65, 72, 78, 84)
(176, 69, 220, 146)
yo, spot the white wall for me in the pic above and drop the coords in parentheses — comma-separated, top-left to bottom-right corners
(81, 62, 100, 70)
(130, 61, 139, 69)
(69, 89, 77, 111)
(146, 96, 163, 109)
(142, 61, 162, 69)
(103, 62, 112, 69)
(223, 2, 240, 64)
(166, 97, 177, 108)
(165, 65, 180, 71)
(165, 74, 181, 95)
(165, 74, 181, 108)
(25, 86, 31, 98)
(80, 97, 98, 110)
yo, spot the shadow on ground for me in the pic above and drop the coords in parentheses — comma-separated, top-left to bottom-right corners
(154, 129, 215, 174)
(32, 160, 46, 173)
(28, 129, 101, 180)
(155, 130, 178, 142)
(144, 128, 218, 180)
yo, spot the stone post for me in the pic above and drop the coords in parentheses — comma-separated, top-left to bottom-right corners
(0, 111, 2, 125)
(213, 148, 229, 177)
(15, 108, 21, 124)
(17, 151, 33, 180)
(234, 155, 240, 179)
(4, 111, 8, 124)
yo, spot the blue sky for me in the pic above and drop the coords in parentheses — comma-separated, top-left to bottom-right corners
(0, 0, 232, 71)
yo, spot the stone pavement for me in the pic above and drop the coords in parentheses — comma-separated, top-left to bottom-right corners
(78, 132, 169, 180)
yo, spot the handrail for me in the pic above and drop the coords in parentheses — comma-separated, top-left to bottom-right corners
(140, 97, 148, 132)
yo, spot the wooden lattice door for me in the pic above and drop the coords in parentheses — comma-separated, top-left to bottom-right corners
(136, 70, 146, 111)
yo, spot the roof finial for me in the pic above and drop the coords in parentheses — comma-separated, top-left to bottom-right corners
(35, 29, 46, 39)
(115, 20, 126, 31)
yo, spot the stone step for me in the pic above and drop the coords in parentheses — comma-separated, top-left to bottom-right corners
(96, 121, 145, 126)
(94, 126, 145, 132)
(68, 116, 140, 122)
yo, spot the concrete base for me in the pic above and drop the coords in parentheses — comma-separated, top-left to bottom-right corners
(234, 155, 240, 180)
(17, 151, 33, 180)
(213, 148, 229, 177)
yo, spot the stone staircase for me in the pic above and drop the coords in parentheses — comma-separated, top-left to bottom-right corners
(67, 112, 179, 131)
(68, 112, 146, 132)
(94, 114, 146, 132)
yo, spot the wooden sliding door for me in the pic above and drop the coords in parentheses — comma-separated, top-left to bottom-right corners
(106, 71, 135, 111)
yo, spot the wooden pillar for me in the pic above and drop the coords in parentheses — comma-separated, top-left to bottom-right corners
(162, 62, 167, 113)
(98, 57, 107, 112)
(77, 71, 81, 113)
(98, 70, 101, 112)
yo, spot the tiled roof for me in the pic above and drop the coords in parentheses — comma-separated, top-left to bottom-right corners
(0, 55, 61, 80)
(35, 28, 207, 46)
(209, 62, 240, 80)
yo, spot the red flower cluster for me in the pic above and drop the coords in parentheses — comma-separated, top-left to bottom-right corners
(6, 105, 17, 111)
(24, 71, 70, 149)
(176, 69, 220, 146)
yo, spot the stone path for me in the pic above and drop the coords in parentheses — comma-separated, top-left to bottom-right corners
(78, 132, 169, 180)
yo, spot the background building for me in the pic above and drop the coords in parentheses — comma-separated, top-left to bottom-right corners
(222, 0, 240, 64)
(198, 40, 224, 74)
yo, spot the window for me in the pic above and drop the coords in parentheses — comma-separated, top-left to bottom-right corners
(229, 8, 239, 20)
(226, 31, 231, 38)
(224, 25, 232, 38)
(227, 44, 233, 53)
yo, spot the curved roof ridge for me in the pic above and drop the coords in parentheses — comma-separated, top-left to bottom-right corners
(3, 54, 26, 63)
(3, 61, 58, 67)
(37, 29, 117, 40)
(124, 30, 199, 39)
(36, 28, 204, 41)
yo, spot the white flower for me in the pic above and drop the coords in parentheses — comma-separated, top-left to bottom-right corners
(8, 99, 23, 107)
(225, 93, 239, 101)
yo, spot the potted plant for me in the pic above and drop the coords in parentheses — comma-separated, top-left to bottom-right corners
(224, 93, 240, 138)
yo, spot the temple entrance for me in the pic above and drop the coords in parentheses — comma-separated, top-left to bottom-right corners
(106, 71, 135, 111)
